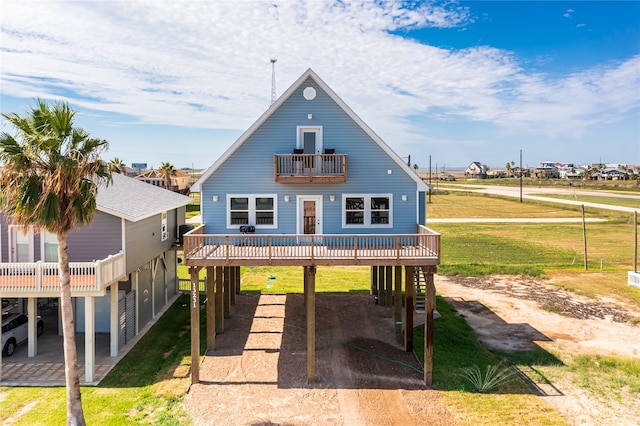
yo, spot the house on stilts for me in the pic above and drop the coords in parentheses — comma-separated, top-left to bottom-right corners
(184, 68, 441, 385)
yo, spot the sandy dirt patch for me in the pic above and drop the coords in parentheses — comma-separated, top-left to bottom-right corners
(437, 275, 640, 426)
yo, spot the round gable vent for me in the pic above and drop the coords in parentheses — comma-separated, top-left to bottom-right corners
(303, 86, 316, 100)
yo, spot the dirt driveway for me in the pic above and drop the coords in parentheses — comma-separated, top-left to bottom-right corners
(185, 293, 454, 425)
(185, 276, 640, 426)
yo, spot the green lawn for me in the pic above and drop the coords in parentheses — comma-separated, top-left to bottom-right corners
(537, 193, 640, 209)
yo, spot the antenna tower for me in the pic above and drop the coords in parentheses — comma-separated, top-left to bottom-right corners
(270, 58, 277, 105)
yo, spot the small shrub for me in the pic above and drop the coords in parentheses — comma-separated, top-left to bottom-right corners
(460, 364, 515, 393)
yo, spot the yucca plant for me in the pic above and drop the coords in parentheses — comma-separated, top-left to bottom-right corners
(460, 364, 515, 393)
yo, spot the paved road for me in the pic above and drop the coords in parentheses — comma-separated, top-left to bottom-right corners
(442, 184, 640, 214)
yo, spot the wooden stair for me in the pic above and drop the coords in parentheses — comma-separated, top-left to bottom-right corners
(414, 266, 427, 311)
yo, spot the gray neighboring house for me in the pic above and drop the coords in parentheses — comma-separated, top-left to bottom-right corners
(0, 173, 192, 382)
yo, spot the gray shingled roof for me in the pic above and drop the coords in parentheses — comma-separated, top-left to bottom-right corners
(96, 173, 193, 222)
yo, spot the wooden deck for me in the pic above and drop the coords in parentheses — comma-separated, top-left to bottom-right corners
(184, 225, 440, 267)
(0, 252, 126, 297)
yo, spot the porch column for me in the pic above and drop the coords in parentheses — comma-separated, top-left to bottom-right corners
(394, 266, 402, 333)
(190, 266, 201, 384)
(305, 266, 316, 383)
(424, 266, 437, 386)
(385, 266, 393, 313)
(27, 297, 37, 357)
(378, 266, 385, 306)
(229, 267, 236, 305)
(236, 266, 241, 294)
(224, 266, 231, 318)
(303, 267, 308, 310)
(404, 266, 415, 351)
(215, 266, 224, 334)
(85, 296, 95, 383)
(206, 266, 216, 351)
(110, 282, 119, 357)
(133, 271, 140, 334)
(371, 266, 379, 297)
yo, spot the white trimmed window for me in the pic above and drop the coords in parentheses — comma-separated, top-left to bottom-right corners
(42, 231, 59, 262)
(161, 211, 169, 241)
(342, 194, 393, 228)
(227, 195, 277, 229)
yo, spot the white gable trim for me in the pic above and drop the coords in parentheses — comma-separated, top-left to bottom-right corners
(191, 68, 429, 192)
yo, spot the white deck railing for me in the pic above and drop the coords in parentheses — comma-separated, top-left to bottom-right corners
(0, 252, 126, 294)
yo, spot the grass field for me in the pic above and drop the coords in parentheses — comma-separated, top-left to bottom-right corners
(537, 193, 640, 209)
(427, 192, 640, 305)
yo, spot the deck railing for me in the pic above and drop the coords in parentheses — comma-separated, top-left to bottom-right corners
(274, 154, 347, 183)
(0, 252, 126, 295)
(184, 225, 440, 266)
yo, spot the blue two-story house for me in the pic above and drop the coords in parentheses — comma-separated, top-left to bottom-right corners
(185, 69, 441, 385)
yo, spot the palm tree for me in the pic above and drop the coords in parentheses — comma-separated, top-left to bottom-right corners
(0, 99, 111, 425)
(157, 161, 176, 190)
(108, 157, 126, 174)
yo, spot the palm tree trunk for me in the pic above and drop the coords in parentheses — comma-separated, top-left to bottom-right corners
(58, 233, 86, 425)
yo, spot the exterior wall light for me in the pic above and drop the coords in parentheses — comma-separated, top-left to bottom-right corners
(213, 196, 219, 202)
(329, 195, 335, 202)
(402, 195, 407, 202)
(284, 195, 290, 202)
(307, 113, 313, 120)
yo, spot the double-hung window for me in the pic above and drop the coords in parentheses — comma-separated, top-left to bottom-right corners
(342, 194, 392, 228)
(227, 195, 277, 229)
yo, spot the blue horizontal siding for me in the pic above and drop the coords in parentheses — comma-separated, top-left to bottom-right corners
(202, 77, 420, 235)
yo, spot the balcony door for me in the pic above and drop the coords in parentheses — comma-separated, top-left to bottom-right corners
(9, 225, 34, 262)
(297, 195, 323, 241)
(297, 126, 323, 173)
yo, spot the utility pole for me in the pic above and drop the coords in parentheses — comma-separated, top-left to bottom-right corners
(428, 155, 432, 203)
(519, 149, 523, 202)
(270, 58, 277, 105)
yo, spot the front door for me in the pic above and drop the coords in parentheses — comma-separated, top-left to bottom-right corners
(297, 195, 323, 239)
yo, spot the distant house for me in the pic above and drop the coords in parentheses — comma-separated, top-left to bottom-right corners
(184, 68, 441, 385)
(465, 162, 487, 179)
(136, 170, 191, 192)
(599, 168, 630, 181)
(0, 173, 192, 383)
(533, 161, 559, 179)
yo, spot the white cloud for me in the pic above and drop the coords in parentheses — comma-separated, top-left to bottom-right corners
(1, 0, 638, 159)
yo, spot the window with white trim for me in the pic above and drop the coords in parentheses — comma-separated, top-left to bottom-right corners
(342, 194, 393, 228)
(161, 211, 169, 241)
(227, 195, 277, 229)
(43, 231, 59, 262)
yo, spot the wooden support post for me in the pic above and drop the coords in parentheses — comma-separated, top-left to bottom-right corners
(404, 266, 414, 351)
(303, 266, 308, 310)
(306, 266, 316, 383)
(236, 266, 241, 293)
(190, 266, 201, 384)
(229, 266, 236, 305)
(394, 265, 402, 333)
(424, 267, 436, 386)
(224, 266, 231, 318)
(206, 266, 216, 351)
(385, 266, 393, 313)
(215, 266, 224, 334)
(378, 266, 385, 306)
(371, 266, 379, 296)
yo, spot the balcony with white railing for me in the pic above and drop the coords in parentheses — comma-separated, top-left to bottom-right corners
(184, 225, 440, 267)
(274, 153, 347, 183)
(0, 252, 126, 297)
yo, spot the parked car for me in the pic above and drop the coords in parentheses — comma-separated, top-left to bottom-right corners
(1, 313, 44, 356)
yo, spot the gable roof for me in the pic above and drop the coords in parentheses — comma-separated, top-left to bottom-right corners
(192, 68, 429, 192)
(97, 173, 192, 222)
